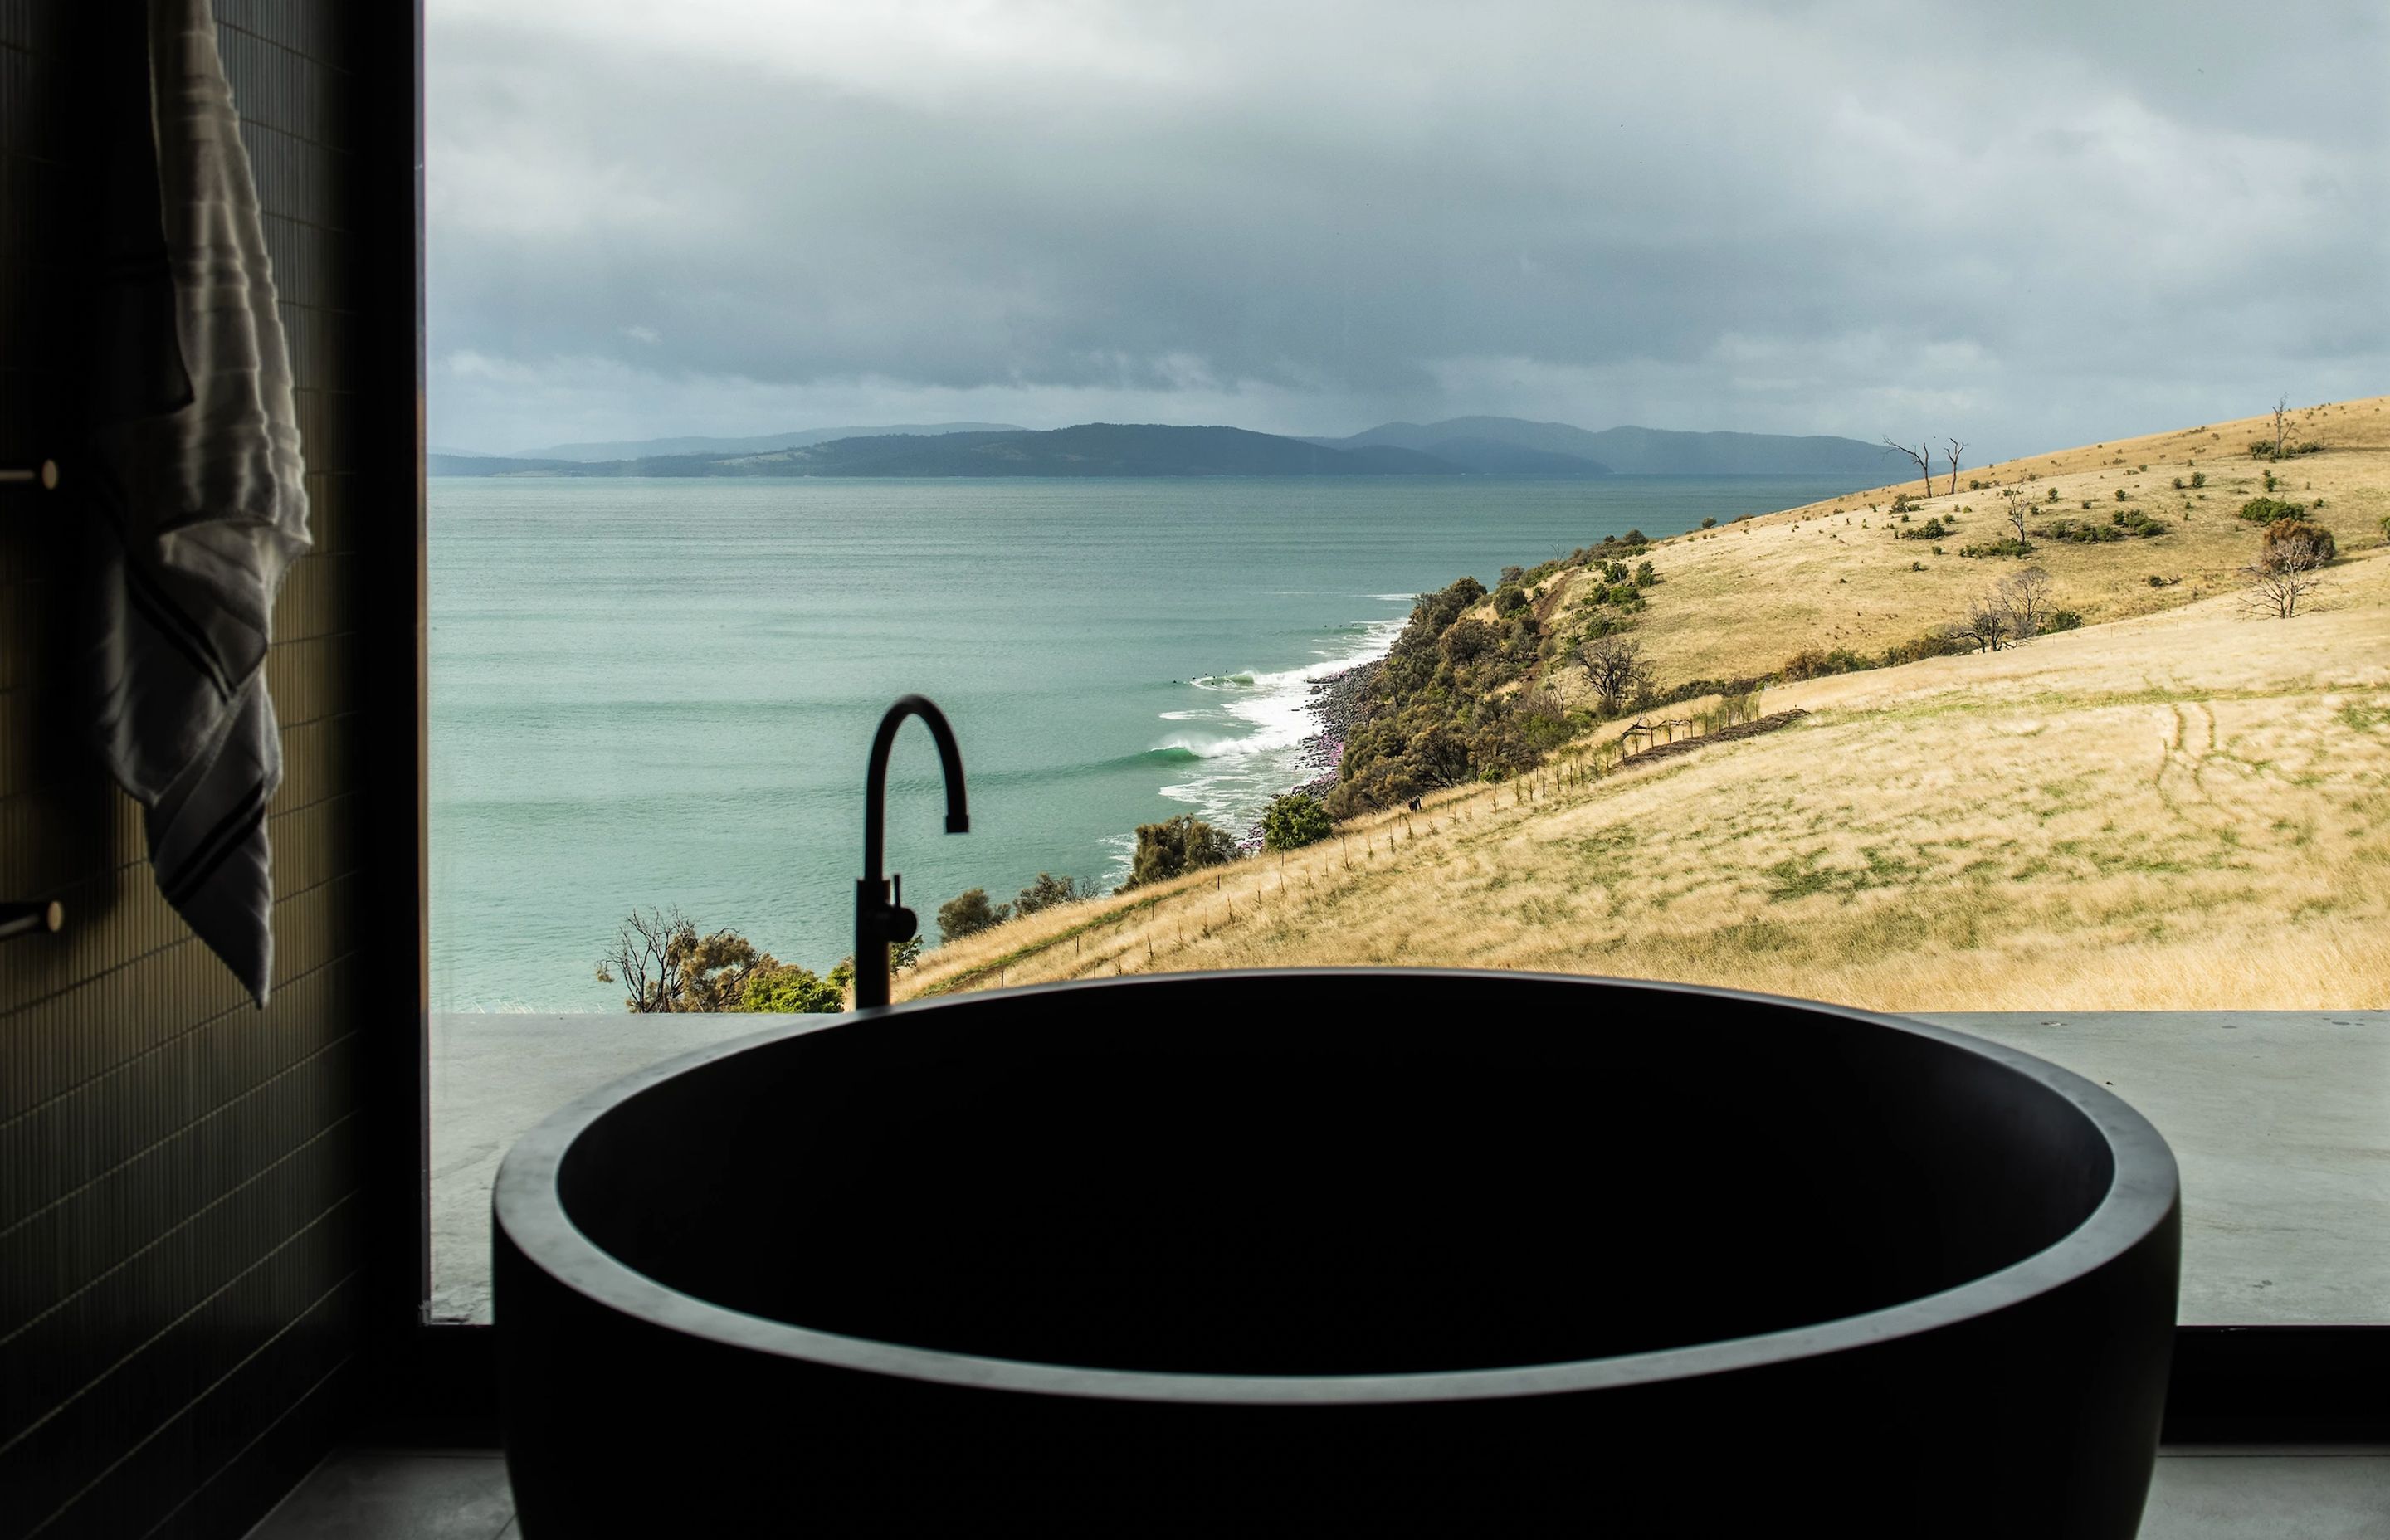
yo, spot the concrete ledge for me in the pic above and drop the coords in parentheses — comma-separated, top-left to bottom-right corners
(431, 1009, 2387, 1326)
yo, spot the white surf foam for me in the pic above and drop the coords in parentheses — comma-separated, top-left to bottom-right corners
(1149, 612, 1407, 836)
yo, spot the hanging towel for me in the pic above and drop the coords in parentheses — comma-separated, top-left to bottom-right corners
(85, 0, 312, 1006)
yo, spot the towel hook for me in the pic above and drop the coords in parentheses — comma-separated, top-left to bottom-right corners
(0, 901, 65, 942)
(0, 460, 60, 490)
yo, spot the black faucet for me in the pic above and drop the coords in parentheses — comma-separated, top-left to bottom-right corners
(855, 694, 969, 1009)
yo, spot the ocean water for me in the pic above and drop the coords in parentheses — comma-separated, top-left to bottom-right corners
(429, 475, 1856, 1011)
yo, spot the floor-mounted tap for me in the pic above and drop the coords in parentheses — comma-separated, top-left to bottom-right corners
(855, 695, 969, 1009)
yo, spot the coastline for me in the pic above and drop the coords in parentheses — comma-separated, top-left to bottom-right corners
(1236, 658, 1380, 848)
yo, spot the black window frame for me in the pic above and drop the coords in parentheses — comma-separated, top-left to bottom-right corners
(361, 3, 2386, 1450)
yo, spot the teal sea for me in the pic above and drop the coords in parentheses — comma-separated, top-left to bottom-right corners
(429, 475, 1858, 1011)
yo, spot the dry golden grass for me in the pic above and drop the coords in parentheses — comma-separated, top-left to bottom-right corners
(904, 400, 2390, 1011)
(1540, 394, 2390, 688)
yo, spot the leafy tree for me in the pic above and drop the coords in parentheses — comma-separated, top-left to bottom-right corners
(1012, 872, 1084, 917)
(1441, 617, 1498, 665)
(936, 888, 1009, 943)
(1261, 792, 1334, 850)
(738, 958, 851, 1013)
(595, 906, 846, 1013)
(1492, 583, 1529, 616)
(2259, 520, 2335, 572)
(1124, 813, 1236, 889)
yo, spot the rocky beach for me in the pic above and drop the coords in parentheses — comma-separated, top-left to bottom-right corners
(1238, 659, 1379, 847)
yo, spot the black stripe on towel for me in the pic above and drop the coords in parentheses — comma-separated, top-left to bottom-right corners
(120, 560, 237, 699)
(161, 777, 271, 908)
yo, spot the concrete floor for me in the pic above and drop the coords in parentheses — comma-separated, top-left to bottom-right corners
(245, 1445, 2390, 1538)
(428, 1011, 769, 1321)
(429, 1010, 2389, 1325)
(1913, 1012, 2389, 1325)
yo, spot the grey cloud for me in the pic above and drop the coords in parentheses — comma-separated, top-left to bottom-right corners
(426, 1, 2388, 455)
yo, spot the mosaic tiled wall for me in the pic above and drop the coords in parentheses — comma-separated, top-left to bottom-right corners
(0, 3, 404, 1534)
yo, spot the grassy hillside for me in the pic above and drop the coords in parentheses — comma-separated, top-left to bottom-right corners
(903, 397, 2390, 1011)
(1578, 396, 2390, 689)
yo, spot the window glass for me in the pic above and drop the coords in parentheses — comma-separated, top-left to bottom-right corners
(427, 2, 2390, 1323)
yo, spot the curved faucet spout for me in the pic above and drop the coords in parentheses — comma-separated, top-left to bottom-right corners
(856, 695, 969, 1009)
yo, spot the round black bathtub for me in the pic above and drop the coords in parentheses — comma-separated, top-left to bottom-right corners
(495, 970, 2178, 1536)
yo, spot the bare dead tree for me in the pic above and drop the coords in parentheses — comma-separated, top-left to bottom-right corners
(1958, 595, 2014, 653)
(1996, 566, 2055, 640)
(2000, 489, 2029, 543)
(1579, 633, 1655, 717)
(1944, 438, 1968, 496)
(597, 905, 696, 1012)
(2272, 394, 2290, 457)
(2243, 564, 2323, 619)
(2241, 521, 2330, 617)
(1882, 436, 1933, 497)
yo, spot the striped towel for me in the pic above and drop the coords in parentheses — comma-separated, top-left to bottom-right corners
(85, 1, 311, 1006)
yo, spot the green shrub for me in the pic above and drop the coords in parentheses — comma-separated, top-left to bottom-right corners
(1885, 631, 1970, 665)
(2237, 496, 2309, 525)
(1499, 565, 1524, 585)
(1959, 538, 2036, 559)
(2147, 575, 2167, 587)
(2172, 476, 2185, 490)
(2260, 520, 2336, 572)
(936, 888, 1009, 942)
(2041, 609, 2084, 633)
(1898, 516, 1952, 540)
(1441, 617, 1499, 663)
(738, 958, 850, 1013)
(1012, 872, 1085, 917)
(2190, 470, 2206, 488)
(1124, 814, 1236, 889)
(1492, 583, 1529, 616)
(2114, 489, 2129, 502)
(1261, 792, 1334, 851)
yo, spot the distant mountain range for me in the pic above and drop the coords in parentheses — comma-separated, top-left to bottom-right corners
(1307, 417, 1893, 477)
(506, 422, 1025, 462)
(427, 417, 1893, 480)
(432, 425, 1459, 480)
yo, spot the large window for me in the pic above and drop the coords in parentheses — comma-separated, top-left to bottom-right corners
(425, 2, 2389, 1323)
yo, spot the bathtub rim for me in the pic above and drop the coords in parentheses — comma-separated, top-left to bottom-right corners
(491, 967, 2179, 1406)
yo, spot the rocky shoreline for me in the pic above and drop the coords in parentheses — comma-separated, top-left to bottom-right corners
(1237, 659, 1380, 848)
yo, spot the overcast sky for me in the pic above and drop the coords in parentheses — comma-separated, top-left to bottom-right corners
(427, 1, 2387, 459)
